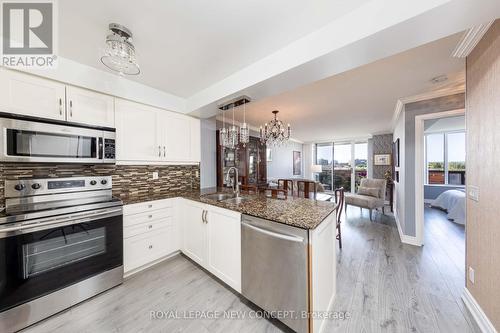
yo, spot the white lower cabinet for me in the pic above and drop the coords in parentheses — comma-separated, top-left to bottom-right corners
(181, 199, 242, 292)
(206, 207, 241, 292)
(123, 197, 241, 292)
(123, 198, 179, 274)
(182, 200, 208, 266)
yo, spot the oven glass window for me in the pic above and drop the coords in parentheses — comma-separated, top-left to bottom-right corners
(23, 227, 106, 279)
(7, 129, 97, 158)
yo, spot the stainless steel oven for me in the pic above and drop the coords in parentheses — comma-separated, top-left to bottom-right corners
(0, 117, 116, 163)
(0, 177, 123, 332)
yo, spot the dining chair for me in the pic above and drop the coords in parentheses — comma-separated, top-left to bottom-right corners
(240, 184, 258, 194)
(297, 180, 317, 199)
(334, 187, 345, 249)
(277, 179, 294, 196)
(261, 188, 288, 199)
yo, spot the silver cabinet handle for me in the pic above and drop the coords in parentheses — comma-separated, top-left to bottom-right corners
(69, 100, 73, 117)
(148, 215, 153, 219)
(149, 245, 153, 249)
(201, 210, 205, 223)
(148, 225, 153, 229)
(163, 146, 166, 157)
(58, 98, 63, 115)
(158, 145, 161, 157)
(148, 204, 153, 208)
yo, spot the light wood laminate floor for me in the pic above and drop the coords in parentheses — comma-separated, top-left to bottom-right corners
(23, 206, 478, 333)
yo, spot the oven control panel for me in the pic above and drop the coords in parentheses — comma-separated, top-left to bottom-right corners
(5, 176, 113, 198)
(48, 179, 86, 190)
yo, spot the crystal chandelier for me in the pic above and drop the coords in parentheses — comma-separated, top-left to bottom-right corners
(101, 23, 140, 75)
(227, 106, 239, 149)
(219, 107, 229, 147)
(260, 110, 291, 146)
(219, 106, 239, 149)
(239, 100, 250, 147)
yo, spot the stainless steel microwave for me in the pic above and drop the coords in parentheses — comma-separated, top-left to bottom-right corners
(0, 117, 116, 163)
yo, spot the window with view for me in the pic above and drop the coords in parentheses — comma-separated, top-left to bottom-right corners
(334, 143, 352, 192)
(315, 143, 333, 191)
(425, 131, 465, 186)
(355, 143, 367, 191)
(314, 141, 367, 193)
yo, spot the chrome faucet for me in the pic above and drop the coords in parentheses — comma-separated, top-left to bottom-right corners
(226, 167, 240, 198)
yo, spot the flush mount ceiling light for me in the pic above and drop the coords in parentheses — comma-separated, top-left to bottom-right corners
(101, 23, 140, 75)
(260, 110, 291, 146)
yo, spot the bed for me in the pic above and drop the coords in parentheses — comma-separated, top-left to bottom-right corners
(430, 189, 466, 225)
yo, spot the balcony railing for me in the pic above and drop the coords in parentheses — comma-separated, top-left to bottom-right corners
(427, 170, 465, 185)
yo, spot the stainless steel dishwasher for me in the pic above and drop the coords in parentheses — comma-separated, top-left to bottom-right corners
(241, 214, 309, 333)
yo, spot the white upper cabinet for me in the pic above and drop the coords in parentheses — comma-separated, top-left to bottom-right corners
(0, 68, 66, 121)
(0, 68, 115, 128)
(66, 86, 114, 128)
(115, 99, 161, 162)
(161, 111, 191, 162)
(115, 99, 201, 164)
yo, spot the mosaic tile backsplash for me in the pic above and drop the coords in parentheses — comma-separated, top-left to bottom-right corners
(0, 163, 200, 206)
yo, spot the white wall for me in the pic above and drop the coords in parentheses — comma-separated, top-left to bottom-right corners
(267, 141, 304, 180)
(200, 118, 217, 188)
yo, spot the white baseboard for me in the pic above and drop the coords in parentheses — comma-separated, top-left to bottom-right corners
(394, 212, 422, 246)
(462, 287, 497, 333)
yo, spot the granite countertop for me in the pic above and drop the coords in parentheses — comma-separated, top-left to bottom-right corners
(120, 187, 338, 230)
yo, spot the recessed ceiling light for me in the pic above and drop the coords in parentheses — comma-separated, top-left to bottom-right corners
(430, 75, 448, 84)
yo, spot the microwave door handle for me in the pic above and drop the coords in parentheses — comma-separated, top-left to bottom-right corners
(98, 137, 103, 160)
(241, 222, 304, 243)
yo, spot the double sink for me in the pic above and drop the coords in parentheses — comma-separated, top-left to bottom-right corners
(203, 193, 250, 204)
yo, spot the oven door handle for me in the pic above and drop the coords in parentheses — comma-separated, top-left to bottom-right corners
(0, 207, 122, 238)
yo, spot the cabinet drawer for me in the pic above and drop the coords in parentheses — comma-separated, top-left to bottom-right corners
(124, 217, 172, 239)
(124, 207, 172, 227)
(123, 199, 173, 216)
(124, 227, 173, 273)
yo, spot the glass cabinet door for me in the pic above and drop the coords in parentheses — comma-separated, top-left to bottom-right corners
(257, 142, 267, 185)
(247, 140, 258, 185)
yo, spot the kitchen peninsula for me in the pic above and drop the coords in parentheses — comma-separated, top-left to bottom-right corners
(121, 188, 337, 333)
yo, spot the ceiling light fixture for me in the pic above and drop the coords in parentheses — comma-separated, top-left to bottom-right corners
(260, 110, 291, 146)
(227, 105, 239, 150)
(101, 23, 140, 75)
(239, 100, 250, 147)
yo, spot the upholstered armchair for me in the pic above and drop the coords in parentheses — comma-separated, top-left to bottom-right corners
(345, 178, 387, 221)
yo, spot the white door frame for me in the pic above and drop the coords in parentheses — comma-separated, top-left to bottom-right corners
(414, 108, 465, 245)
